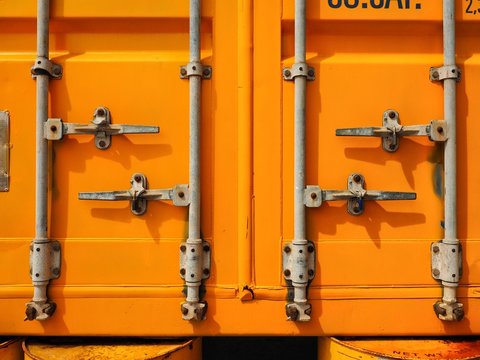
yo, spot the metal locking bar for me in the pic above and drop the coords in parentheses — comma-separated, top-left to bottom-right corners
(0, 111, 9, 192)
(44, 107, 159, 150)
(178, 0, 211, 322)
(430, 0, 464, 322)
(304, 173, 416, 216)
(336, 110, 447, 152)
(78, 173, 189, 216)
(26, 0, 63, 322)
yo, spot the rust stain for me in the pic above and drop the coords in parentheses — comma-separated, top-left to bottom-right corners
(339, 337, 480, 360)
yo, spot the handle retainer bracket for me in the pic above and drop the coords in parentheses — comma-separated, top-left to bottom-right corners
(180, 61, 212, 79)
(283, 63, 315, 81)
(31, 57, 63, 79)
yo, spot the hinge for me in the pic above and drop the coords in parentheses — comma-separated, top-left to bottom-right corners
(79, 173, 189, 216)
(0, 111, 9, 192)
(44, 106, 159, 150)
(430, 65, 461, 82)
(31, 57, 63, 79)
(180, 61, 212, 79)
(305, 173, 416, 216)
(336, 110, 448, 152)
(283, 63, 315, 81)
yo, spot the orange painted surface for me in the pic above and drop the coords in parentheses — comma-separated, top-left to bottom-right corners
(0, 0, 479, 336)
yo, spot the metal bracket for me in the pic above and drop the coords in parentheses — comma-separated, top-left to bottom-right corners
(304, 173, 416, 216)
(0, 111, 9, 192)
(283, 241, 315, 322)
(283, 242, 315, 283)
(44, 106, 160, 150)
(336, 110, 448, 152)
(180, 61, 212, 79)
(29, 241, 61, 282)
(31, 57, 63, 79)
(430, 65, 461, 82)
(283, 63, 315, 81)
(78, 173, 189, 216)
(431, 241, 462, 284)
(179, 241, 211, 281)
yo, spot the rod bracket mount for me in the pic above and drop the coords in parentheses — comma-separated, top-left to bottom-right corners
(430, 65, 461, 82)
(29, 241, 61, 282)
(180, 61, 212, 79)
(283, 63, 315, 81)
(179, 240, 211, 281)
(31, 57, 63, 79)
(431, 241, 462, 284)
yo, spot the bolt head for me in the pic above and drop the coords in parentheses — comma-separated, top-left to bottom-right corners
(181, 306, 189, 315)
(307, 69, 315, 77)
(180, 68, 187, 76)
(433, 268, 440, 277)
(284, 269, 291, 277)
(203, 68, 211, 77)
(52, 267, 60, 276)
(353, 174, 361, 183)
(432, 245, 440, 253)
(308, 269, 314, 277)
(203, 268, 210, 276)
(134, 175, 142, 183)
(203, 244, 210, 252)
(180, 268, 186, 276)
(388, 111, 396, 119)
(310, 192, 317, 200)
(284, 246, 291, 253)
(284, 69, 291, 77)
(432, 70, 439, 79)
(180, 245, 187, 252)
(308, 245, 314, 253)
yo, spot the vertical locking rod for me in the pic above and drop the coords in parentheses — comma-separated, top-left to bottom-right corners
(25, 0, 59, 321)
(433, 0, 464, 321)
(283, 0, 314, 322)
(180, 0, 210, 321)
